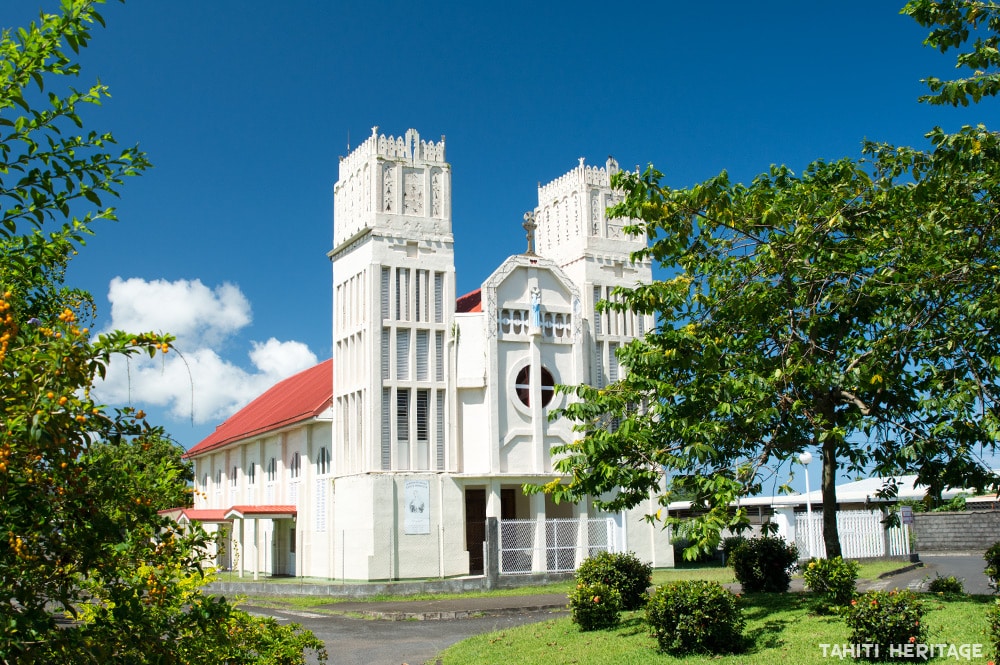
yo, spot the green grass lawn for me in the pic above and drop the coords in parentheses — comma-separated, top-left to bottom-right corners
(437, 593, 995, 665)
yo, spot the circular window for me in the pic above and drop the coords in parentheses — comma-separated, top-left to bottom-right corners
(514, 365, 555, 407)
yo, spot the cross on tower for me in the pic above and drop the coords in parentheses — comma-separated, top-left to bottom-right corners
(522, 211, 537, 256)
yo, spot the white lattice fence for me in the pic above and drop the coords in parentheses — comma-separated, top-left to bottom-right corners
(499, 518, 618, 575)
(795, 510, 910, 559)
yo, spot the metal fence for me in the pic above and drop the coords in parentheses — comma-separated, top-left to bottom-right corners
(499, 517, 618, 575)
(795, 510, 910, 559)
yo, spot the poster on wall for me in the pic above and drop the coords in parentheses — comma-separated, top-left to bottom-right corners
(404, 479, 430, 535)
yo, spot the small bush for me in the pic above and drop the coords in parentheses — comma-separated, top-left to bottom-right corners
(575, 551, 652, 611)
(568, 581, 622, 631)
(927, 573, 965, 598)
(985, 541, 1000, 591)
(721, 535, 747, 562)
(645, 580, 745, 654)
(803, 556, 860, 610)
(728, 536, 797, 593)
(987, 598, 1000, 662)
(843, 589, 926, 661)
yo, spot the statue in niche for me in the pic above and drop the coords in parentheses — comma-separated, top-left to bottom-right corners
(383, 166, 394, 212)
(431, 170, 442, 217)
(530, 287, 541, 329)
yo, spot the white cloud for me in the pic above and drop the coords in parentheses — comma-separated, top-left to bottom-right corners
(105, 277, 252, 347)
(93, 278, 318, 424)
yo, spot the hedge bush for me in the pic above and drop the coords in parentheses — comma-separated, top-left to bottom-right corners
(927, 574, 965, 598)
(575, 551, 652, 611)
(987, 598, 1000, 663)
(645, 580, 745, 655)
(728, 536, 797, 593)
(844, 590, 926, 661)
(985, 541, 1000, 592)
(803, 556, 860, 610)
(568, 581, 621, 631)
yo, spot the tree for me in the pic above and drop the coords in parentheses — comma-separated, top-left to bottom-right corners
(85, 427, 195, 513)
(903, 0, 1000, 106)
(535, 6, 1000, 560)
(0, 2, 326, 662)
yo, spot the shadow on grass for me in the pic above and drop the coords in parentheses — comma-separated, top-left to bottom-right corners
(613, 615, 648, 637)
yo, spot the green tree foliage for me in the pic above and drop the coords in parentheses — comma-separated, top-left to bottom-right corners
(904, 0, 1000, 106)
(534, 8, 1000, 561)
(0, 2, 326, 662)
(85, 427, 195, 513)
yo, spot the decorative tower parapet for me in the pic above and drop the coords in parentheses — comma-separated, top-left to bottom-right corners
(533, 157, 644, 263)
(333, 127, 451, 251)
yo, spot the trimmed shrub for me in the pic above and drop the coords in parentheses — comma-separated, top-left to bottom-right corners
(987, 598, 1000, 662)
(985, 541, 1000, 592)
(575, 551, 653, 611)
(927, 573, 965, 598)
(645, 580, 745, 655)
(844, 590, 926, 661)
(568, 581, 621, 631)
(803, 556, 860, 610)
(721, 535, 747, 562)
(728, 536, 797, 593)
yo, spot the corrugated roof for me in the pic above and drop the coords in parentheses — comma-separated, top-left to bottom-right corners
(225, 505, 297, 519)
(456, 288, 482, 313)
(185, 359, 333, 458)
(176, 508, 231, 523)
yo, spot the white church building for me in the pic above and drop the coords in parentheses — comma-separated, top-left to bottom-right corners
(180, 127, 674, 581)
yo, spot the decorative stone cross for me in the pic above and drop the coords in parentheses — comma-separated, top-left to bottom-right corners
(522, 211, 537, 256)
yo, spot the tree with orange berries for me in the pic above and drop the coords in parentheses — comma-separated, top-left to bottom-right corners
(0, 2, 325, 662)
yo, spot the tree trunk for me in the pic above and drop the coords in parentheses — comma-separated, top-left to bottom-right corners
(821, 436, 842, 558)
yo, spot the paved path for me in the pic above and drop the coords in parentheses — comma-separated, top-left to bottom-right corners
(247, 553, 995, 665)
(243, 604, 566, 665)
(863, 553, 993, 595)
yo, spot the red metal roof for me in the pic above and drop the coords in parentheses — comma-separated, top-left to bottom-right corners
(225, 505, 297, 519)
(176, 508, 231, 523)
(456, 288, 482, 313)
(185, 359, 333, 458)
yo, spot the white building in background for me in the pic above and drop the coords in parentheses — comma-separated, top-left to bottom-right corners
(181, 127, 673, 581)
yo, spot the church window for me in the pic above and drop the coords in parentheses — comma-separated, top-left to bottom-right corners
(266, 457, 276, 483)
(381, 389, 391, 470)
(416, 330, 429, 380)
(247, 462, 256, 485)
(381, 328, 390, 380)
(396, 329, 410, 380)
(381, 268, 390, 320)
(317, 446, 331, 476)
(397, 389, 410, 441)
(215, 469, 222, 486)
(435, 390, 445, 470)
(434, 272, 444, 323)
(396, 268, 410, 320)
(290, 452, 301, 479)
(608, 342, 620, 383)
(416, 389, 429, 442)
(514, 365, 556, 408)
(435, 331, 444, 381)
(230, 466, 238, 487)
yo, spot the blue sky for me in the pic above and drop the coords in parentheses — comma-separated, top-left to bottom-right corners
(0, 2, 987, 491)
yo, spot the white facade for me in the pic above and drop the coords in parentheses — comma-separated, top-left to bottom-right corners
(187, 127, 673, 580)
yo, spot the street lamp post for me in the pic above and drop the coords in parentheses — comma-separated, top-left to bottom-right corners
(799, 451, 813, 560)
